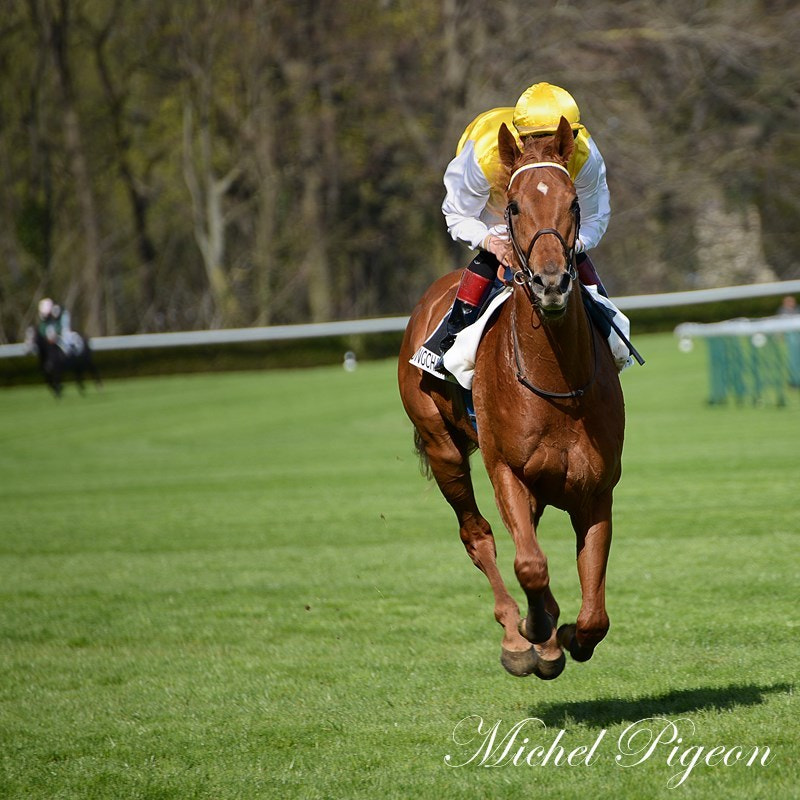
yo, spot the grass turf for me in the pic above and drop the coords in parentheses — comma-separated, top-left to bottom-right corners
(0, 333, 797, 799)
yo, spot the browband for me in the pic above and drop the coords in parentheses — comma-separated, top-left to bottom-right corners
(508, 161, 571, 189)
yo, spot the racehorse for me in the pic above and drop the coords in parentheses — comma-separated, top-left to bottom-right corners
(32, 329, 102, 398)
(398, 117, 625, 680)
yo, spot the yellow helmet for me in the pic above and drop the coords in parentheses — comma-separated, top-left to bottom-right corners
(513, 82, 581, 136)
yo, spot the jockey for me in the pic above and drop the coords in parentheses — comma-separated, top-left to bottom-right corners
(37, 297, 83, 355)
(37, 298, 58, 343)
(438, 82, 613, 364)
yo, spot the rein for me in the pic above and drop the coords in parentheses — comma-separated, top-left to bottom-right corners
(510, 291, 599, 400)
(504, 160, 595, 400)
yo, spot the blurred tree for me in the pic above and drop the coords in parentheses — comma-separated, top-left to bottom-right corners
(32, 0, 106, 335)
(85, 0, 165, 329)
(176, 2, 245, 327)
(0, 0, 798, 342)
(0, 4, 52, 339)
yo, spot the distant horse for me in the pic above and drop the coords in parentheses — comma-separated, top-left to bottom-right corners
(398, 118, 625, 680)
(31, 329, 102, 397)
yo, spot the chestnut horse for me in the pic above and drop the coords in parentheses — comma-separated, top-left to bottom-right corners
(398, 118, 625, 680)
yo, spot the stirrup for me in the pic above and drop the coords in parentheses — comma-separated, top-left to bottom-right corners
(434, 344, 452, 373)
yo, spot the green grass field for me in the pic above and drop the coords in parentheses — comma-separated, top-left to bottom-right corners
(0, 333, 797, 800)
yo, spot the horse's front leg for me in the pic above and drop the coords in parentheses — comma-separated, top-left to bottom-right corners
(420, 435, 537, 678)
(457, 508, 542, 678)
(559, 492, 613, 662)
(490, 465, 565, 680)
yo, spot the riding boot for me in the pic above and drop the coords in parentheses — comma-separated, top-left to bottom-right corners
(438, 297, 483, 355)
(576, 252, 609, 297)
(436, 264, 494, 370)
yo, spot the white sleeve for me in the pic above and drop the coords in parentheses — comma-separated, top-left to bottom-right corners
(441, 140, 492, 251)
(573, 138, 611, 252)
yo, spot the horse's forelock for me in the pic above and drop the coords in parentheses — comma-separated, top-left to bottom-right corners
(519, 134, 567, 169)
(497, 138, 548, 192)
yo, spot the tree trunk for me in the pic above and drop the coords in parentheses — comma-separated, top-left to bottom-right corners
(37, 0, 105, 334)
(182, 101, 241, 327)
(91, 24, 160, 329)
(252, 116, 277, 326)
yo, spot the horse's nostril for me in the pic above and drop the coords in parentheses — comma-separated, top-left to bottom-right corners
(532, 274, 545, 288)
(559, 273, 571, 293)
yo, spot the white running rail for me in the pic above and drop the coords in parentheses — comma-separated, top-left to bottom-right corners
(3, 279, 800, 359)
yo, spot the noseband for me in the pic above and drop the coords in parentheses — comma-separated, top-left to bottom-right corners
(504, 161, 580, 292)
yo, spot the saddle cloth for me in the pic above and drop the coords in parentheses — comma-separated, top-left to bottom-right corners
(408, 285, 512, 389)
(409, 283, 634, 391)
(59, 331, 86, 357)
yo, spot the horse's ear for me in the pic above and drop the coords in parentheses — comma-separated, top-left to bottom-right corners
(498, 122, 520, 169)
(554, 116, 575, 164)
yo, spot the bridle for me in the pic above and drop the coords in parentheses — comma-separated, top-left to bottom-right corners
(504, 161, 580, 293)
(503, 160, 596, 400)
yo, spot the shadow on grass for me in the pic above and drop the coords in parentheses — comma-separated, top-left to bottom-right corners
(529, 683, 793, 729)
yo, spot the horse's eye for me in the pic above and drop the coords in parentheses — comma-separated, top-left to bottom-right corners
(508, 201, 520, 216)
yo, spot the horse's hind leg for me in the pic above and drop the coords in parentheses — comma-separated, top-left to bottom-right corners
(414, 423, 538, 677)
(87, 354, 102, 388)
(558, 492, 613, 662)
(46, 362, 63, 398)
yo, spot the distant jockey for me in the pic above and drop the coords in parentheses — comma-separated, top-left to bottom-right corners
(37, 297, 84, 356)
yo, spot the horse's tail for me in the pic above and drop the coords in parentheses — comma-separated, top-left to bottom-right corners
(411, 388, 478, 481)
(413, 426, 433, 480)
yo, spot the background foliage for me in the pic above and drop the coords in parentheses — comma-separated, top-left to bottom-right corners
(1, 0, 799, 341)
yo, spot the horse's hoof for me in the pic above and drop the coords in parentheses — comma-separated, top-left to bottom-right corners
(556, 623, 576, 649)
(533, 650, 566, 681)
(518, 614, 554, 645)
(557, 623, 594, 663)
(500, 647, 539, 677)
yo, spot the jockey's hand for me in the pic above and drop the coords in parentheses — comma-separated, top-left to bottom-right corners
(483, 235, 513, 280)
